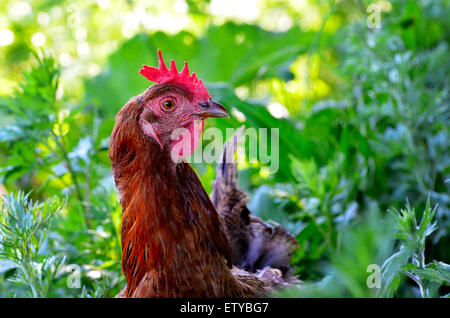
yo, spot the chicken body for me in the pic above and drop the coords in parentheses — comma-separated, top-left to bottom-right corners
(110, 81, 297, 298)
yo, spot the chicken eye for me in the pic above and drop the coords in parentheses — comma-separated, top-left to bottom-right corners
(162, 99, 176, 110)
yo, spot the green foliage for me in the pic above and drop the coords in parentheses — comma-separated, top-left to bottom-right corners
(0, 191, 65, 297)
(275, 206, 396, 297)
(0, 53, 60, 181)
(379, 200, 449, 297)
(277, 201, 449, 298)
(0, 0, 448, 297)
(0, 53, 123, 297)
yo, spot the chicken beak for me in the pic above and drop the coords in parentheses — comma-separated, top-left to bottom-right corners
(192, 100, 229, 119)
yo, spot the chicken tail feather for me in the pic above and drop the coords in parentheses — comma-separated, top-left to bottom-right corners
(211, 126, 299, 286)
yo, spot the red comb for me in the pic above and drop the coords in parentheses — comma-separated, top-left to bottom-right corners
(139, 49, 210, 100)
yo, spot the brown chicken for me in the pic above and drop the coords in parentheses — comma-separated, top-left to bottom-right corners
(109, 50, 298, 297)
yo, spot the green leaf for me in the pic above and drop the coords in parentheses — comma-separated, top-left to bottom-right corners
(407, 261, 450, 286)
(378, 244, 414, 297)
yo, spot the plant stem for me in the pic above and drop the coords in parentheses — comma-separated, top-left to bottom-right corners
(50, 130, 90, 228)
(23, 238, 41, 297)
(416, 243, 427, 297)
